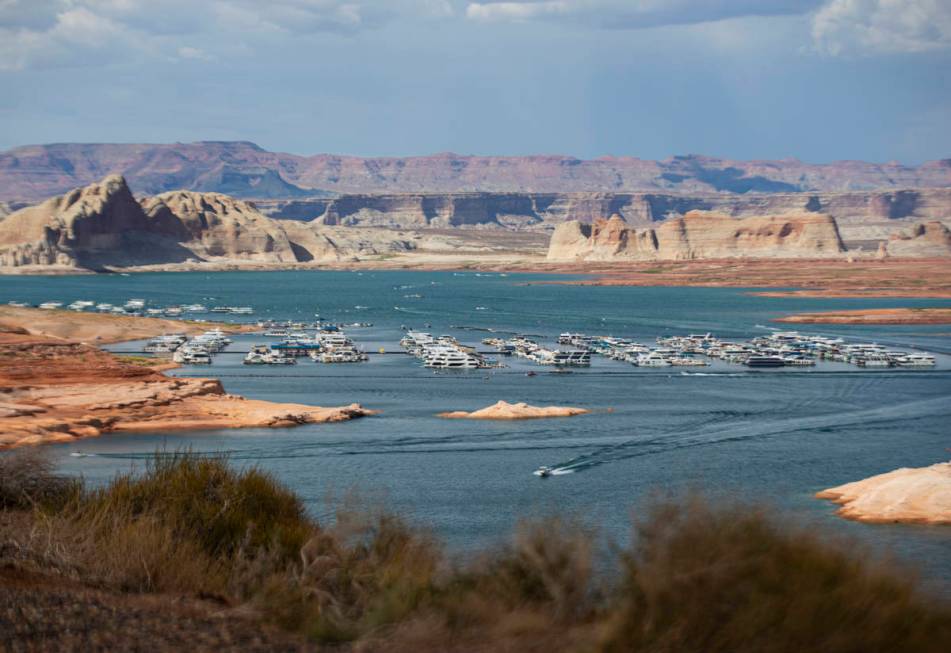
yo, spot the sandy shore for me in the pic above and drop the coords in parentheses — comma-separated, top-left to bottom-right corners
(775, 308, 951, 325)
(531, 258, 951, 298)
(0, 310, 374, 449)
(817, 462, 951, 525)
(439, 400, 590, 420)
(4, 256, 951, 298)
(0, 306, 255, 344)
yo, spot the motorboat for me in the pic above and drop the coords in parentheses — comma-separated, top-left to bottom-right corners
(534, 466, 553, 478)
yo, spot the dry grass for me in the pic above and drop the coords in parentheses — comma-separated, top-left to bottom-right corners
(2, 452, 950, 652)
(0, 449, 79, 510)
(599, 496, 951, 653)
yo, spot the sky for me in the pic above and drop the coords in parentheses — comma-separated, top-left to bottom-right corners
(0, 0, 949, 163)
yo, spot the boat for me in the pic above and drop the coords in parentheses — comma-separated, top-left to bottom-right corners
(896, 353, 936, 367)
(424, 347, 484, 369)
(635, 352, 672, 367)
(38, 302, 63, 310)
(534, 466, 553, 478)
(745, 356, 786, 368)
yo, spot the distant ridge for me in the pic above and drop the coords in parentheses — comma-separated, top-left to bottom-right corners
(0, 141, 948, 202)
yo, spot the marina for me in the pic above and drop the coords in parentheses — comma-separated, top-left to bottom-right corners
(4, 271, 950, 592)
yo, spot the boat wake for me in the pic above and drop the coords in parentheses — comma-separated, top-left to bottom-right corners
(544, 395, 951, 475)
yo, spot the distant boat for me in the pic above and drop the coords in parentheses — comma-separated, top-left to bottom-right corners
(534, 466, 553, 478)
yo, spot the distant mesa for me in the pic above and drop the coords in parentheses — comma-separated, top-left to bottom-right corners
(3, 141, 951, 203)
(546, 211, 847, 261)
(438, 400, 590, 420)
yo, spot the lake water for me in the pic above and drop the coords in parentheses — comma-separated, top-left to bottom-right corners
(5, 271, 951, 591)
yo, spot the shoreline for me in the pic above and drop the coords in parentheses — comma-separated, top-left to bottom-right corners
(775, 308, 951, 325)
(0, 309, 375, 449)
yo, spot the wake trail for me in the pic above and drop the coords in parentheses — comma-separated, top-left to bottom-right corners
(547, 395, 951, 475)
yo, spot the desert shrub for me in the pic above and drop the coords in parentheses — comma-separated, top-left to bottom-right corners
(267, 506, 443, 643)
(0, 448, 79, 510)
(600, 495, 951, 653)
(440, 516, 597, 627)
(70, 451, 312, 562)
(40, 451, 314, 595)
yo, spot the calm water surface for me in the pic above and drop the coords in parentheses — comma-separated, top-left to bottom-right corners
(6, 271, 951, 590)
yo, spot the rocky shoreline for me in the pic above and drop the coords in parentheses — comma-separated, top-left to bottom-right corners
(0, 310, 375, 449)
(817, 463, 951, 525)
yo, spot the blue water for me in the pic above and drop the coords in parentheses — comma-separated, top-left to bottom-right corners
(5, 271, 951, 591)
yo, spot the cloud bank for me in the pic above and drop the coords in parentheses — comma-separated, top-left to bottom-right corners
(1, 0, 949, 71)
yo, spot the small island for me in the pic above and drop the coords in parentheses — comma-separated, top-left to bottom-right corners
(817, 462, 951, 525)
(438, 400, 590, 420)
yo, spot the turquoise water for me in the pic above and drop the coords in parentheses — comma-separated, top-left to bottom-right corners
(5, 271, 951, 590)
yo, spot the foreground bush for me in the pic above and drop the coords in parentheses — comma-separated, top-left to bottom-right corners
(600, 496, 951, 653)
(2, 452, 950, 651)
(0, 448, 78, 510)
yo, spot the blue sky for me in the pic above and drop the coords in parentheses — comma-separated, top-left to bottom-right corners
(0, 0, 949, 163)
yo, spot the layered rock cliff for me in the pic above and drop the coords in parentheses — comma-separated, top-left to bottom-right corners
(258, 188, 951, 239)
(547, 212, 847, 261)
(0, 176, 413, 270)
(884, 222, 951, 257)
(2, 141, 949, 202)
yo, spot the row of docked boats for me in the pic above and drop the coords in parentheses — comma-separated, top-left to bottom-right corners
(483, 336, 592, 367)
(556, 330, 936, 368)
(401, 331, 496, 369)
(244, 328, 369, 365)
(18, 299, 253, 317)
(141, 329, 233, 365)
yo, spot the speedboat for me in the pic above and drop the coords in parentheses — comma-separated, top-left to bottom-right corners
(534, 466, 553, 478)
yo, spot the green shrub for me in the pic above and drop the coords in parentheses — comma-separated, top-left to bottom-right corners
(71, 451, 311, 562)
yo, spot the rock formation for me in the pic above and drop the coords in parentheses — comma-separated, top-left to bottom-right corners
(141, 191, 299, 263)
(883, 222, 951, 257)
(0, 320, 375, 449)
(817, 462, 951, 524)
(255, 189, 951, 253)
(438, 401, 590, 420)
(0, 175, 416, 270)
(547, 211, 846, 261)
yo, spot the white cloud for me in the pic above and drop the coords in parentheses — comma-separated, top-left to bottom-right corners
(0, 0, 454, 71)
(465, 1, 819, 29)
(812, 0, 951, 55)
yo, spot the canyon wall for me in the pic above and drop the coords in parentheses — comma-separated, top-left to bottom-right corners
(2, 141, 949, 202)
(547, 212, 847, 261)
(257, 189, 951, 234)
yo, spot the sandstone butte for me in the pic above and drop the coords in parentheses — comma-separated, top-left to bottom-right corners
(817, 462, 951, 525)
(0, 310, 375, 449)
(438, 400, 590, 420)
(546, 211, 847, 262)
(775, 307, 951, 325)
